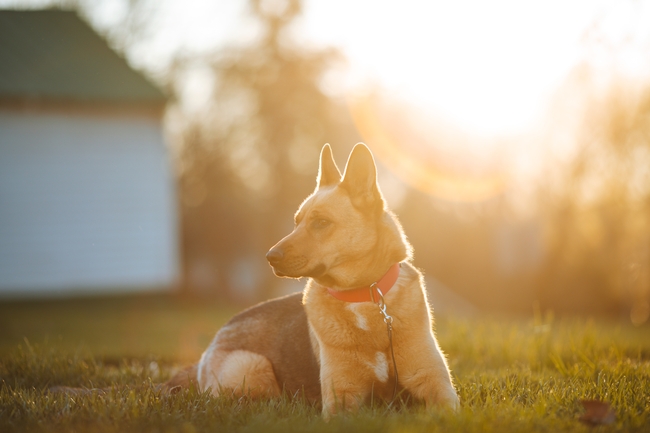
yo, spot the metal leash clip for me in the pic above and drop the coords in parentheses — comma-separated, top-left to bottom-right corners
(369, 283, 393, 326)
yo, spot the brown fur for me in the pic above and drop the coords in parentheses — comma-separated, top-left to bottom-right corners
(195, 143, 459, 416)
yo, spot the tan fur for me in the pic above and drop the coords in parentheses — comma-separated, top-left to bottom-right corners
(304, 263, 458, 414)
(195, 143, 459, 416)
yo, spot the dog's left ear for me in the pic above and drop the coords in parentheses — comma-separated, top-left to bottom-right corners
(341, 143, 384, 212)
(317, 144, 341, 189)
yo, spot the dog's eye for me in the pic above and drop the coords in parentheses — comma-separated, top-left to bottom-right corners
(311, 218, 331, 229)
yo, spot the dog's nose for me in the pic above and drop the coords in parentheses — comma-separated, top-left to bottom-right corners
(266, 248, 284, 265)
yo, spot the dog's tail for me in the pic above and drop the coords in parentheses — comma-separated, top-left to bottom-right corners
(160, 363, 199, 392)
(49, 364, 199, 396)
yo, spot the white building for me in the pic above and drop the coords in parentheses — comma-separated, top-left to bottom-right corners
(0, 10, 178, 297)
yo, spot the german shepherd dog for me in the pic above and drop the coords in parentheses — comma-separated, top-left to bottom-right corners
(52, 143, 459, 415)
(194, 143, 459, 416)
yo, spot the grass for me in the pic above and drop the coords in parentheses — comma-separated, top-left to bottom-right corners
(1, 294, 649, 432)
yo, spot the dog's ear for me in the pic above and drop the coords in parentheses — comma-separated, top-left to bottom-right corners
(317, 144, 341, 189)
(341, 143, 383, 212)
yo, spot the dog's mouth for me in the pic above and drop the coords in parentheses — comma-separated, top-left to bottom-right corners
(270, 267, 305, 279)
(271, 267, 291, 278)
(269, 261, 327, 279)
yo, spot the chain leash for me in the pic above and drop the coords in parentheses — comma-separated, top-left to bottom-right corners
(369, 283, 399, 402)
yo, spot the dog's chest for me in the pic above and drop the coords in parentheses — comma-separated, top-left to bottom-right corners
(310, 300, 398, 395)
(310, 301, 391, 352)
(344, 303, 374, 331)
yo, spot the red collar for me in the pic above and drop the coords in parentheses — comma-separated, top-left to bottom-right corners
(326, 263, 401, 303)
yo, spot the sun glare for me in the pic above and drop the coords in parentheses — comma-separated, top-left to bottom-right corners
(300, 0, 650, 201)
(304, 0, 602, 137)
(349, 95, 508, 202)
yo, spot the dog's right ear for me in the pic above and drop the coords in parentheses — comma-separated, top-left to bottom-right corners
(317, 144, 341, 189)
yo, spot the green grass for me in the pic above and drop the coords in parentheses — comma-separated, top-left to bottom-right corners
(1, 295, 649, 432)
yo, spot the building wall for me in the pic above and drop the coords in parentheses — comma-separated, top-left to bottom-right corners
(0, 110, 178, 296)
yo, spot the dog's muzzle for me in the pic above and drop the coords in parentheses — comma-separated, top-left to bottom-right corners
(266, 247, 284, 266)
(266, 247, 315, 278)
(266, 247, 288, 276)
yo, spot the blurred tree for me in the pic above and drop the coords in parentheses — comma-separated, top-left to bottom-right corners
(41, 0, 650, 318)
(174, 0, 359, 300)
(534, 68, 650, 320)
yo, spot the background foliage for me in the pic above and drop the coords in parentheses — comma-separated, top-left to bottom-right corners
(6, 0, 650, 317)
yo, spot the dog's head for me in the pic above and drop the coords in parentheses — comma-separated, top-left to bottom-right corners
(266, 143, 411, 288)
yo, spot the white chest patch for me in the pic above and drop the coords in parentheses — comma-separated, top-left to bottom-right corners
(368, 351, 389, 383)
(345, 303, 369, 330)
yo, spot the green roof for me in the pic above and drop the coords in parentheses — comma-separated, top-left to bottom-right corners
(0, 9, 166, 104)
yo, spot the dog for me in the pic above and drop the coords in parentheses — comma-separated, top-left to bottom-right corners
(194, 143, 459, 416)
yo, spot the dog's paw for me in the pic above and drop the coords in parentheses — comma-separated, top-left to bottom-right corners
(438, 387, 461, 411)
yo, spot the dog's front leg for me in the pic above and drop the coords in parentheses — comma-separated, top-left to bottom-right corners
(399, 337, 460, 411)
(319, 349, 369, 418)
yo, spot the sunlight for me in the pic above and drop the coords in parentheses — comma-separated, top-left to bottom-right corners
(300, 0, 650, 201)
(349, 94, 507, 202)
(302, 0, 600, 137)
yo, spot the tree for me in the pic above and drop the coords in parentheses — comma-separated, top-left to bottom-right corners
(533, 66, 650, 319)
(175, 0, 359, 299)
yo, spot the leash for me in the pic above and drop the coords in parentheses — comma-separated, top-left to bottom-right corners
(369, 283, 399, 403)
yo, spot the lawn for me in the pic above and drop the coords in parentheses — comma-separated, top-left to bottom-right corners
(0, 294, 648, 432)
